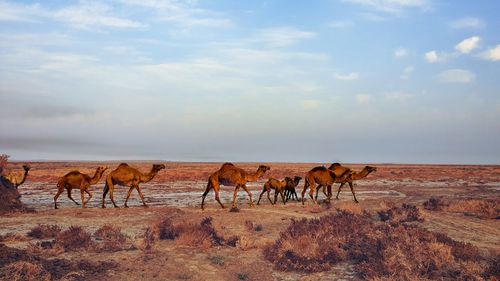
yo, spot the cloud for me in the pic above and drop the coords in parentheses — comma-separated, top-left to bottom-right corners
(251, 27, 316, 47)
(455, 36, 480, 54)
(480, 45, 500, 62)
(450, 17, 485, 29)
(385, 91, 413, 102)
(301, 99, 320, 109)
(342, 0, 429, 14)
(424, 50, 446, 63)
(0, 2, 45, 22)
(53, 2, 146, 30)
(400, 65, 414, 79)
(356, 94, 370, 104)
(334, 72, 359, 81)
(437, 69, 475, 84)
(394, 48, 408, 58)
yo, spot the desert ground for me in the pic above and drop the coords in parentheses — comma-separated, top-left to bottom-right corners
(1, 162, 499, 280)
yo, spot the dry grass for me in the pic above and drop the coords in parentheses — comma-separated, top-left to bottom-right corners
(54, 226, 93, 251)
(424, 197, 499, 219)
(264, 211, 495, 279)
(27, 224, 61, 239)
(0, 261, 51, 281)
(0, 233, 31, 242)
(377, 203, 423, 224)
(94, 224, 131, 252)
(154, 216, 239, 249)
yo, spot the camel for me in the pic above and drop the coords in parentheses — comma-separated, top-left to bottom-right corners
(315, 164, 377, 203)
(284, 176, 302, 202)
(0, 165, 31, 189)
(54, 166, 108, 209)
(201, 162, 270, 210)
(301, 166, 352, 205)
(257, 177, 293, 205)
(102, 163, 165, 208)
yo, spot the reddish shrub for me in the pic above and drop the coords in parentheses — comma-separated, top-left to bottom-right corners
(424, 197, 499, 219)
(423, 197, 448, 211)
(0, 261, 51, 281)
(93, 224, 129, 252)
(378, 203, 424, 223)
(27, 224, 61, 239)
(54, 226, 93, 251)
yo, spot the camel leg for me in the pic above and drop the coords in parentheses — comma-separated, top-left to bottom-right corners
(293, 189, 300, 201)
(67, 189, 80, 205)
(230, 185, 241, 209)
(336, 183, 345, 200)
(279, 190, 286, 205)
(257, 188, 267, 205)
(109, 185, 118, 208)
(201, 182, 212, 210)
(301, 185, 307, 205)
(326, 185, 332, 200)
(136, 186, 148, 207)
(124, 186, 135, 208)
(84, 190, 92, 204)
(349, 182, 359, 203)
(241, 185, 255, 207)
(80, 189, 86, 208)
(54, 188, 64, 209)
(309, 185, 317, 205)
(273, 190, 278, 205)
(214, 186, 225, 209)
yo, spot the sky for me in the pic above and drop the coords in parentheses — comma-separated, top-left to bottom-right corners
(0, 0, 499, 164)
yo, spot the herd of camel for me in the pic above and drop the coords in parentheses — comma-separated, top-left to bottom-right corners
(1, 162, 377, 210)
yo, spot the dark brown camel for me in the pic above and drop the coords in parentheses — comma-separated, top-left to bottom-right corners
(284, 176, 302, 202)
(54, 166, 108, 209)
(257, 177, 293, 205)
(102, 163, 165, 208)
(301, 166, 352, 205)
(201, 163, 270, 210)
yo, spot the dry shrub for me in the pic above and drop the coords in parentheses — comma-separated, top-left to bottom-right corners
(0, 261, 51, 281)
(264, 211, 494, 279)
(54, 226, 93, 251)
(424, 197, 499, 219)
(244, 220, 254, 232)
(0, 233, 31, 242)
(27, 224, 61, 239)
(93, 224, 130, 252)
(0, 244, 116, 280)
(154, 217, 238, 249)
(378, 203, 423, 223)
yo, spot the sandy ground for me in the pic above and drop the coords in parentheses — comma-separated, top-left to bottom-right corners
(1, 162, 499, 280)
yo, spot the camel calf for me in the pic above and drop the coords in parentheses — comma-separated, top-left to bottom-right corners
(284, 176, 302, 202)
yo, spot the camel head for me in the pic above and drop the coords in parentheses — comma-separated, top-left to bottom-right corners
(152, 164, 166, 173)
(293, 176, 302, 185)
(258, 165, 271, 173)
(97, 166, 108, 173)
(364, 166, 377, 174)
(22, 164, 31, 171)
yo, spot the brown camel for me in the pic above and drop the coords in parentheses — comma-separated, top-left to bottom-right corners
(54, 166, 108, 209)
(257, 177, 293, 205)
(102, 163, 165, 208)
(315, 164, 377, 203)
(0, 164, 31, 189)
(301, 166, 352, 205)
(201, 162, 270, 210)
(284, 176, 302, 202)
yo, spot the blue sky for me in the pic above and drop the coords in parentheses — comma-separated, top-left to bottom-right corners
(0, 0, 499, 164)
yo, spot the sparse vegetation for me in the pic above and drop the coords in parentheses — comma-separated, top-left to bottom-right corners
(94, 224, 130, 252)
(423, 197, 499, 219)
(154, 216, 239, 248)
(208, 255, 225, 266)
(237, 273, 248, 280)
(264, 211, 495, 279)
(378, 203, 423, 223)
(54, 226, 93, 251)
(27, 224, 61, 239)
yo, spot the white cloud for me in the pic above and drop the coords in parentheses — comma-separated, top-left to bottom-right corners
(334, 72, 359, 81)
(455, 36, 480, 54)
(342, 0, 429, 14)
(400, 65, 414, 79)
(301, 99, 320, 109)
(54, 2, 146, 30)
(251, 27, 316, 47)
(356, 94, 371, 104)
(424, 50, 446, 63)
(385, 91, 413, 102)
(394, 48, 408, 58)
(0, 2, 45, 22)
(450, 17, 485, 29)
(437, 69, 475, 84)
(480, 45, 500, 62)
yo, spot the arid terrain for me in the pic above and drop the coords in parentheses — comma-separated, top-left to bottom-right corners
(1, 162, 499, 280)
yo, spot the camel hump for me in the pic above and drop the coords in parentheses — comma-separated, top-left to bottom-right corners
(311, 166, 327, 172)
(328, 163, 342, 170)
(118, 163, 129, 168)
(221, 162, 235, 168)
